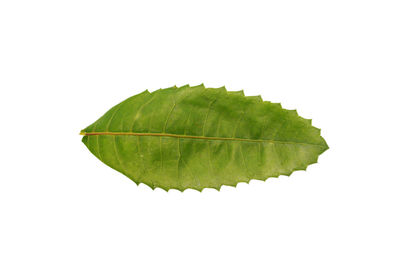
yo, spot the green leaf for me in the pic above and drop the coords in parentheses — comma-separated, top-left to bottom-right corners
(81, 84, 328, 191)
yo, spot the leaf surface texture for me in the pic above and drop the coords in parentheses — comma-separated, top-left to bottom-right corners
(81, 85, 328, 191)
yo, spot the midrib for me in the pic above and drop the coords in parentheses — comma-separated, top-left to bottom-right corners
(80, 131, 324, 147)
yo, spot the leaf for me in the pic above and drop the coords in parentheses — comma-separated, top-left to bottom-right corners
(80, 84, 328, 191)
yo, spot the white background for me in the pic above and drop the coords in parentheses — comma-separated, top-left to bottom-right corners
(1, 1, 399, 266)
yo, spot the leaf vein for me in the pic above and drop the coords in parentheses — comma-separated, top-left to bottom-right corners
(81, 132, 324, 147)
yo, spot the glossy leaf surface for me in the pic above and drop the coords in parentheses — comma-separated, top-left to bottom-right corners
(81, 84, 328, 191)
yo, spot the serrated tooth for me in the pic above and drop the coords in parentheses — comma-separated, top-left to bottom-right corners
(228, 90, 244, 96)
(247, 95, 263, 103)
(218, 86, 227, 92)
(179, 84, 190, 89)
(197, 83, 205, 89)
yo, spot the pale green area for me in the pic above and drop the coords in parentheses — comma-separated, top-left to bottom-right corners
(81, 84, 328, 191)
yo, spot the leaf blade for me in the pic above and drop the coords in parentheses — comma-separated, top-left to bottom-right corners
(81, 85, 328, 191)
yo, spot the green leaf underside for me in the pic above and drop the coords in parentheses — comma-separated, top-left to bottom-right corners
(81, 84, 328, 191)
